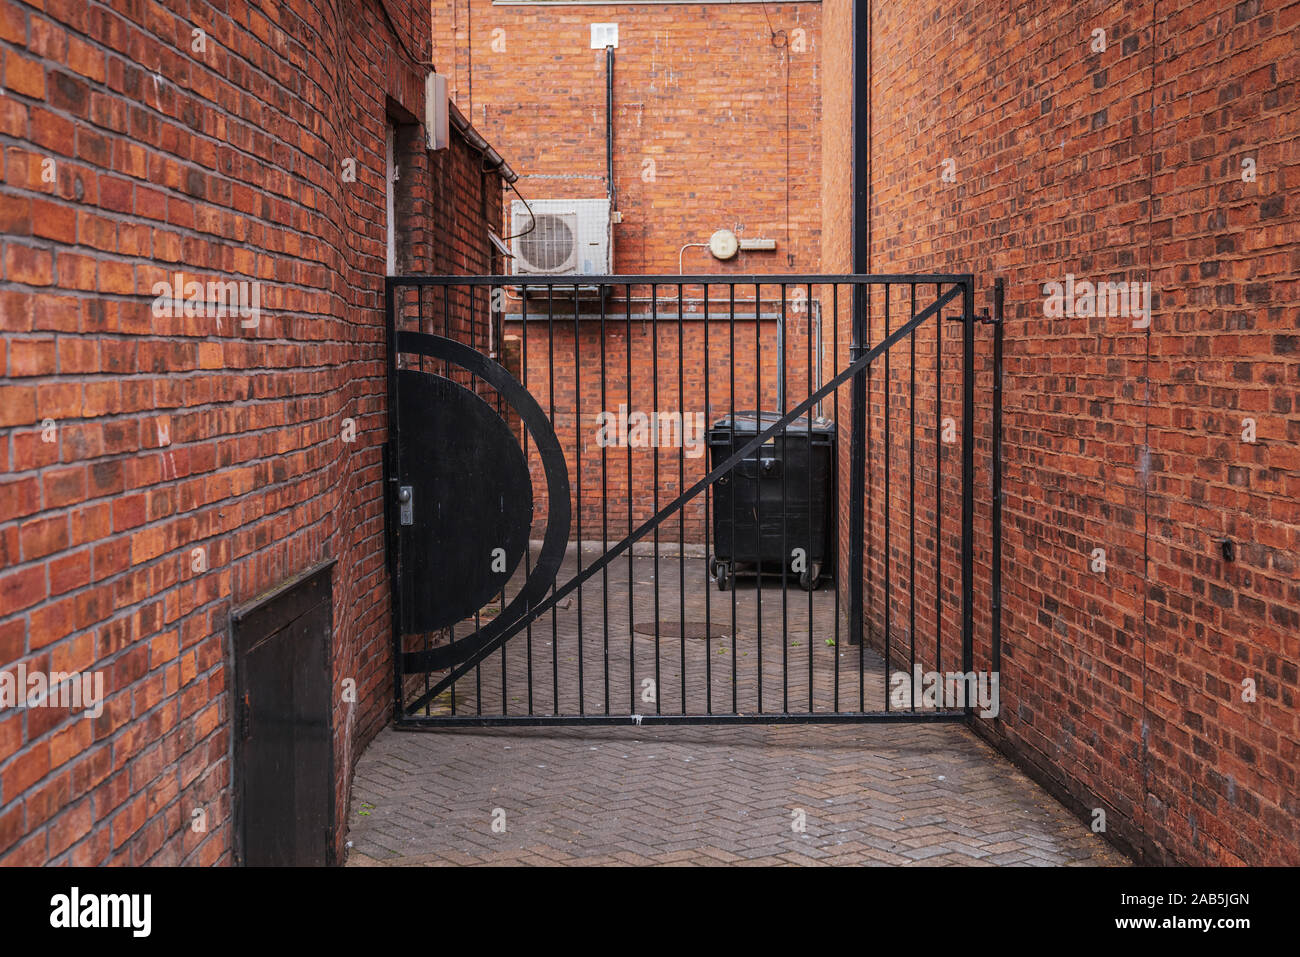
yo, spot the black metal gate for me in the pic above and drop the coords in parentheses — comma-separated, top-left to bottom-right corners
(384, 274, 1003, 726)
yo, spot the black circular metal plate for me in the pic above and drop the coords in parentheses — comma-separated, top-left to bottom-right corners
(397, 370, 532, 632)
(393, 331, 570, 673)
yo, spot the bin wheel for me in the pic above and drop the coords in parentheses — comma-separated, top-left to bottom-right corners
(716, 563, 733, 591)
(799, 563, 821, 592)
(708, 556, 719, 580)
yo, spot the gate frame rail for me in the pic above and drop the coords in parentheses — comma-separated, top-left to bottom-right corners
(383, 273, 1003, 728)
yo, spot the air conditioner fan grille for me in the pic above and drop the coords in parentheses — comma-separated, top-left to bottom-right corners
(518, 214, 576, 271)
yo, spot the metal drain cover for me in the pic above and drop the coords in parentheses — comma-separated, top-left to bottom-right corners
(633, 620, 730, 641)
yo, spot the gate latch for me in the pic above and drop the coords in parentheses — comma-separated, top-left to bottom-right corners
(398, 486, 414, 526)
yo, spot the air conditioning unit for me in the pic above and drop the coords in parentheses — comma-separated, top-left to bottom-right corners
(510, 198, 613, 287)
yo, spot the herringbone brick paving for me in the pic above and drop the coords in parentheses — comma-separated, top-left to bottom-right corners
(345, 722, 1130, 866)
(363, 553, 1125, 865)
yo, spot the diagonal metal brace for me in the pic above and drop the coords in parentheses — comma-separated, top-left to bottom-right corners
(409, 282, 966, 711)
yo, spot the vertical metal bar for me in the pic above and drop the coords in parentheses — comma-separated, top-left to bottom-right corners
(848, 283, 866, 665)
(729, 283, 738, 714)
(780, 283, 789, 714)
(385, 280, 403, 720)
(417, 284, 430, 712)
(884, 284, 891, 711)
(754, 282, 763, 714)
(678, 283, 686, 713)
(487, 287, 507, 713)
(496, 287, 508, 714)
(487, 300, 509, 712)
(862, 282, 870, 711)
(651, 283, 661, 715)
(600, 282, 610, 714)
(574, 291, 584, 715)
(908, 283, 917, 710)
(522, 287, 534, 715)
(806, 282, 814, 713)
(627, 284, 635, 714)
(832, 283, 840, 712)
(935, 283, 943, 678)
(704, 284, 713, 715)
(548, 286, 558, 713)
(444, 287, 457, 716)
(814, 300, 824, 418)
(991, 278, 1004, 679)
(473, 292, 483, 715)
(960, 278, 975, 709)
(849, 283, 866, 714)
(499, 575, 508, 711)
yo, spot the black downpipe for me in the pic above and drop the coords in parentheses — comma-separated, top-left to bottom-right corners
(606, 45, 616, 208)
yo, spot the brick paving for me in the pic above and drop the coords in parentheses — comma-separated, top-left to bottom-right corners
(356, 552, 1129, 866)
(345, 723, 1129, 866)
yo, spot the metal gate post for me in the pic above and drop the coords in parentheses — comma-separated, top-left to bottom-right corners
(384, 279, 404, 721)
(848, 287, 867, 646)
(960, 278, 975, 708)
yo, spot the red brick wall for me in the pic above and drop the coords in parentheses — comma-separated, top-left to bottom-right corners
(433, 0, 821, 274)
(0, 0, 503, 864)
(432, 2, 824, 544)
(822, 0, 1300, 865)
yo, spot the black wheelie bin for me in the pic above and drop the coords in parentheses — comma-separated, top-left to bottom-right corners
(707, 410, 836, 591)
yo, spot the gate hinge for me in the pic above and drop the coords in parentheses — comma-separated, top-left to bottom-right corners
(240, 691, 252, 740)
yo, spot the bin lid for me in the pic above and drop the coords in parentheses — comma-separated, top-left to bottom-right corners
(710, 410, 836, 435)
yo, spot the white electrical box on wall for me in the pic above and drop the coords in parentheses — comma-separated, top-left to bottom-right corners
(425, 72, 448, 150)
(590, 23, 619, 49)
